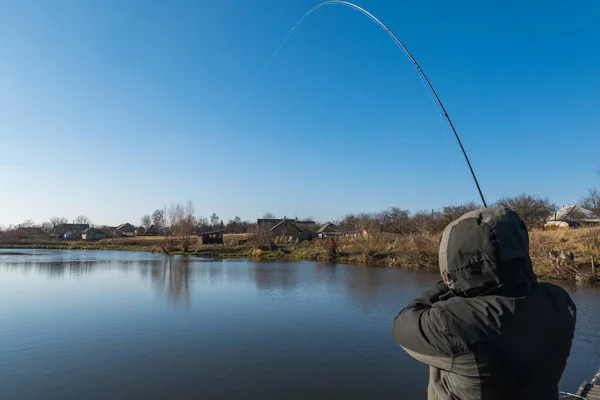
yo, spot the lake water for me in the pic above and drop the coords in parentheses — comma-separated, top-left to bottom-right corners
(0, 249, 598, 399)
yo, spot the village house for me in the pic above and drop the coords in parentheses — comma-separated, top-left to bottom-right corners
(115, 223, 136, 237)
(81, 227, 106, 241)
(257, 217, 316, 241)
(256, 218, 285, 230)
(269, 219, 302, 240)
(199, 230, 224, 245)
(57, 223, 89, 240)
(257, 218, 315, 230)
(545, 205, 600, 228)
(317, 222, 342, 238)
(144, 225, 159, 236)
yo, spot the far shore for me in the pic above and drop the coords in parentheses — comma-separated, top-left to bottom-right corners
(1, 228, 599, 283)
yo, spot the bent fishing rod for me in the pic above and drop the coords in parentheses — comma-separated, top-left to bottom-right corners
(289, 1, 488, 207)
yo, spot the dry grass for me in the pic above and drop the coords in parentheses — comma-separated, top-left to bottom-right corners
(334, 232, 439, 268)
(127, 236, 165, 241)
(529, 227, 600, 281)
(331, 227, 600, 281)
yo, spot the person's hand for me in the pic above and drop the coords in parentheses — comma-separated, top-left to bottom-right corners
(425, 281, 452, 304)
(403, 281, 454, 311)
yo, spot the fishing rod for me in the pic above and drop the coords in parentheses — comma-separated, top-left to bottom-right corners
(287, 1, 488, 207)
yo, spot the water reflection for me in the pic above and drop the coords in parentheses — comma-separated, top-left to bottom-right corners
(250, 262, 298, 291)
(3, 260, 98, 278)
(148, 258, 192, 306)
(0, 250, 598, 399)
(2, 259, 167, 278)
(0, 251, 424, 312)
(0, 250, 196, 305)
(344, 266, 390, 307)
(315, 263, 338, 285)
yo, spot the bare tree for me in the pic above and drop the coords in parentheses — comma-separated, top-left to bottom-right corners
(262, 212, 276, 219)
(441, 202, 480, 225)
(210, 213, 219, 228)
(47, 217, 68, 235)
(74, 215, 91, 225)
(196, 217, 210, 233)
(152, 209, 167, 235)
(41, 221, 53, 234)
(581, 188, 600, 216)
(337, 213, 361, 234)
(181, 201, 196, 247)
(141, 214, 152, 229)
(251, 222, 273, 249)
(226, 216, 245, 234)
(495, 194, 556, 228)
(410, 211, 444, 234)
(18, 219, 36, 228)
(167, 201, 196, 252)
(380, 207, 411, 234)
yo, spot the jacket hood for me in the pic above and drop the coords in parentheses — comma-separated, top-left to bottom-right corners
(439, 207, 537, 296)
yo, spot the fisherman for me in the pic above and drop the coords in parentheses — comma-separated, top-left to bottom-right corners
(393, 207, 576, 399)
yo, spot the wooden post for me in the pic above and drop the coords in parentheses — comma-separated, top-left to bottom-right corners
(592, 256, 596, 280)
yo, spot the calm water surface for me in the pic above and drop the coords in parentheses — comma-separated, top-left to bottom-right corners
(0, 249, 598, 399)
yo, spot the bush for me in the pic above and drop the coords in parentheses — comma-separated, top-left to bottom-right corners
(252, 248, 264, 258)
(249, 227, 272, 250)
(312, 238, 337, 262)
(528, 228, 600, 281)
(393, 233, 440, 269)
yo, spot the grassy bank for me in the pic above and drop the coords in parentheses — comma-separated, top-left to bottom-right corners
(1, 228, 599, 282)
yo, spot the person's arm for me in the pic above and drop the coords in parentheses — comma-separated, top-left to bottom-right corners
(392, 282, 456, 370)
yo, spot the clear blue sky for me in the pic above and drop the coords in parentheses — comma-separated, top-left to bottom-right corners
(1, 0, 598, 226)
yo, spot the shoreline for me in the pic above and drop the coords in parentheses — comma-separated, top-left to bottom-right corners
(1, 229, 598, 283)
(0, 241, 375, 265)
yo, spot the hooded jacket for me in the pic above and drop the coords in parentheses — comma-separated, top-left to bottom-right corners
(392, 207, 576, 400)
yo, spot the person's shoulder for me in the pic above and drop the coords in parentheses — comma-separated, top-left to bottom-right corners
(431, 295, 494, 320)
(432, 295, 509, 344)
(537, 282, 572, 297)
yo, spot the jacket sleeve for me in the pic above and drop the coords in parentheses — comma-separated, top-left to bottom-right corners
(392, 282, 457, 371)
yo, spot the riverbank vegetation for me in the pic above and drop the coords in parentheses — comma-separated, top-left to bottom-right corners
(1, 226, 598, 282)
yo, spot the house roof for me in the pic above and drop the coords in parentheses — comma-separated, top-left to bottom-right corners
(116, 223, 135, 230)
(551, 205, 600, 223)
(59, 223, 90, 231)
(258, 218, 315, 225)
(270, 219, 301, 232)
(317, 222, 341, 234)
(199, 229, 225, 236)
(82, 227, 105, 234)
(296, 220, 316, 225)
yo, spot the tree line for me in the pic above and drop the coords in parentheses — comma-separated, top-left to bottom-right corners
(1, 167, 599, 238)
(336, 169, 600, 235)
(337, 191, 600, 236)
(139, 205, 257, 236)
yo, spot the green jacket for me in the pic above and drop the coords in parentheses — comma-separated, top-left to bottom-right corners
(393, 207, 576, 399)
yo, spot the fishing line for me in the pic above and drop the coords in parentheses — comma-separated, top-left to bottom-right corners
(237, 1, 487, 206)
(227, 29, 296, 118)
